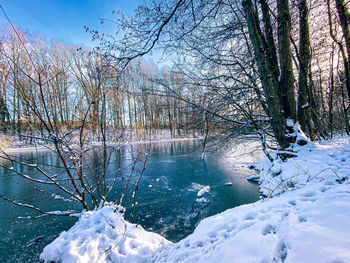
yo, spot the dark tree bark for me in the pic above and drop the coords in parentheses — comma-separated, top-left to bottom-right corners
(242, 0, 290, 149)
(277, 0, 297, 121)
(165, 85, 174, 138)
(297, 0, 315, 139)
(259, 0, 280, 79)
(0, 93, 10, 132)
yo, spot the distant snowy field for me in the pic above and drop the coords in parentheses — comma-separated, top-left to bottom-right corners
(41, 136, 350, 263)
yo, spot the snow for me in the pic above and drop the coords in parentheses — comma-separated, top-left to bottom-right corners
(196, 197, 209, 203)
(197, 185, 210, 197)
(46, 210, 78, 216)
(52, 194, 73, 202)
(246, 175, 260, 182)
(256, 135, 349, 197)
(151, 180, 350, 263)
(286, 118, 294, 127)
(41, 136, 350, 263)
(1, 130, 201, 154)
(40, 205, 170, 263)
(301, 102, 309, 108)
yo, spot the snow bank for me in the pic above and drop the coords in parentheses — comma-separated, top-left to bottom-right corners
(152, 181, 350, 262)
(41, 136, 350, 263)
(40, 205, 170, 263)
(256, 136, 350, 197)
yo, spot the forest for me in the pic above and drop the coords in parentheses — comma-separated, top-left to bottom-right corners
(0, 0, 349, 148)
(0, 27, 199, 141)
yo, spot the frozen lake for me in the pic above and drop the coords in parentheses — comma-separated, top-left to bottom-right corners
(0, 139, 261, 262)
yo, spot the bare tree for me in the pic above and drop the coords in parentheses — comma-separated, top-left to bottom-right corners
(0, 24, 150, 218)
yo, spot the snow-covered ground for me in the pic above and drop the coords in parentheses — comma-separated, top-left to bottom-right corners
(40, 136, 350, 263)
(0, 129, 201, 153)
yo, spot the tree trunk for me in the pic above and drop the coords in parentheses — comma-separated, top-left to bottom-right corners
(259, 0, 280, 79)
(277, 0, 297, 121)
(166, 86, 173, 138)
(242, 0, 290, 148)
(297, 0, 315, 139)
(329, 45, 335, 137)
(0, 95, 10, 132)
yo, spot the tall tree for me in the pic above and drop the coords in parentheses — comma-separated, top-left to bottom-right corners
(297, 0, 315, 139)
(335, 0, 350, 99)
(242, 0, 290, 148)
(277, 0, 297, 121)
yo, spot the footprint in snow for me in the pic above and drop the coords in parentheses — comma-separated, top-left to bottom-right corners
(262, 224, 277, 235)
(298, 216, 307, 223)
(319, 186, 329, 192)
(195, 241, 204, 247)
(288, 200, 297, 206)
(301, 191, 316, 197)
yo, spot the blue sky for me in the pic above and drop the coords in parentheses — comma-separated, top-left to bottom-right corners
(0, 0, 141, 47)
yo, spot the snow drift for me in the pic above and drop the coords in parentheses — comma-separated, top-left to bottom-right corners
(40, 205, 170, 263)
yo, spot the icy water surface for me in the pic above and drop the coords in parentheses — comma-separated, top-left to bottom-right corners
(0, 139, 261, 262)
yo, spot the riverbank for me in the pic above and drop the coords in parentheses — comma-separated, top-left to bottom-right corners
(40, 136, 350, 262)
(0, 130, 202, 154)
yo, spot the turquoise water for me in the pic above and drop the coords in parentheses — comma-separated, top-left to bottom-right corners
(0, 140, 260, 262)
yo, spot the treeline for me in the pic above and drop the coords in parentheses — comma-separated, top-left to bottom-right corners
(0, 26, 198, 140)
